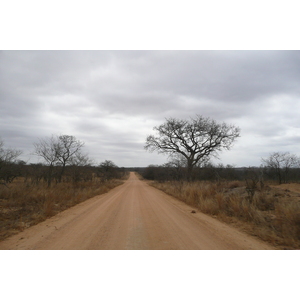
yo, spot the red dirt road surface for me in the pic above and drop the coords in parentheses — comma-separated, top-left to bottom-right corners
(0, 172, 274, 250)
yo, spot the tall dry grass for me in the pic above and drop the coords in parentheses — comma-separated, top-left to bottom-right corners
(0, 178, 125, 240)
(151, 180, 300, 249)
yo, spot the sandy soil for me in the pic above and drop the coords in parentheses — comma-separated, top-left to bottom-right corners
(0, 172, 274, 250)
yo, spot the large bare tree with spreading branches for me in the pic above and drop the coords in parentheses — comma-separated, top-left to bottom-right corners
(145, 115, 240, 180)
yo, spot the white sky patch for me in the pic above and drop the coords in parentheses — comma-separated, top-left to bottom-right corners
(265, 94, 295, 115)
(38, 111, 77, 136)
(285, 127, 300, 139)
(216, 135, 268, 167)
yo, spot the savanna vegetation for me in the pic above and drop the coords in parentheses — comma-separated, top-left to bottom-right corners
(138, 162, 300, 249)
(142, 115, 300, 249)
(2, 114, 300, 249)
(0, 135, 128, 240)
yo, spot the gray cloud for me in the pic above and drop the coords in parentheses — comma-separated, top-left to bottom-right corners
(1, 50, 300, 167)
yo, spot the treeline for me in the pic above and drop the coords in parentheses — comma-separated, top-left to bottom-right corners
(138, 163, 241, 182)
(143, 116, 300, 185)
(0, 135, 126, 187)
(138, 158, 300, 184)
(2, 161, 126, 185)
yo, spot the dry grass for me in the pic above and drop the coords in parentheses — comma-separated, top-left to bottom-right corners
(151, 180, 300, 249)
(0, 178, 125, 241)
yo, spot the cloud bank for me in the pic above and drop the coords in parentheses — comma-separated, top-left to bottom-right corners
(1, 50, 300, 167)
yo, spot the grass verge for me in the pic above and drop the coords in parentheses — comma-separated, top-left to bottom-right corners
(0, 178, 125, 241)
(151, 180, 300, 249)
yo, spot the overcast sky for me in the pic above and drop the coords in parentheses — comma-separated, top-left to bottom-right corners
(1, 50, 300, 167)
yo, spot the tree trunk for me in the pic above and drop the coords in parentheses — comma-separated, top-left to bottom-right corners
(187, 160, 193, 181)
(58, 162, 66, 183)
(277, 168, 282, 185)
(47, 164, 53, 187)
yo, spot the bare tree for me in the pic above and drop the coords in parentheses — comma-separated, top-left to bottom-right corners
(33, 134, 85, 185)
(262, 152, 300, 184)
(56, 135, 85, 182)
(70, 151, 93, 167)
(0, 138, 22, 185)
(33, 135, 60, 186)
(145, 115, 240, 180)
(69, 152, 94, 183)
(98, 160, 119, 180)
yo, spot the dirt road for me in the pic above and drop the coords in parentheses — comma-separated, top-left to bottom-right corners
(0, 172, 274, 250)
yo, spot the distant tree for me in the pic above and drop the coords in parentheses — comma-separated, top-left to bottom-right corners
(262, 152, 300, 184)
(164, 156, 186, 181)
(145, 115, 240, 180)
(142, 165, 159, 181)
(70, 152, 93, 167)
(0, 138, 22, 164)
(33, 134, 85, 186)
(56, 135, 85, 182)
(98, 160, 118, 180)
(33, 135, 60, 186)
(0, 138, 22, 185)
(69, 152, 94, 183)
